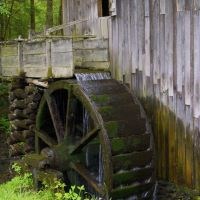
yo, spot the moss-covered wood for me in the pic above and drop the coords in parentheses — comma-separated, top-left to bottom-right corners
(111, 133, 150, 155)
(112, 150, 153, 172)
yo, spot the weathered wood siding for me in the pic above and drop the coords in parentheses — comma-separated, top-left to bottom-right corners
(61, 0, 200, 189)
(62, 0, 109, 38)
(73, 38, 110, 69)
(108, 0, 200, 189)
(0, 43, 19, 76)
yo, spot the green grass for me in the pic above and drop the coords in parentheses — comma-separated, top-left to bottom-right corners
(0, 170, 53, 200)
(0, 164, 99, 200)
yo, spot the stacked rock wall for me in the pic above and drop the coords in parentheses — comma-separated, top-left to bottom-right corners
(8, 76, 43, 157)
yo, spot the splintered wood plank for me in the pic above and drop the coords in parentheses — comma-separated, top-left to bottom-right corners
(184, 11, 191, 105)
(193, 11, 200, 118)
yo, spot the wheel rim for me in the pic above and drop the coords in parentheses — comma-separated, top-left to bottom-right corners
(35, 80, 112, 196)
(34, 79, 155, 199)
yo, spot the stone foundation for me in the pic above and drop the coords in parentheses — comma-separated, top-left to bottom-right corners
(8, 75, 43, 157)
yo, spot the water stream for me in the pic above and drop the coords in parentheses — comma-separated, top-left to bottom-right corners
(75, 72, 109, 189)
(75, 72, 111, 81)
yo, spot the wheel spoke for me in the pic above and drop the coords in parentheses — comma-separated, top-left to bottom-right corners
(71, 127, 100, 155)
(64, 88, 72, 138)
(70, 162, 105, 196)
(36, 129, 57, 147)
(44, 91, 65, 142)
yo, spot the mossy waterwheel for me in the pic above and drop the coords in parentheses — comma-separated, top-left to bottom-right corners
(31, 79, 155, 199)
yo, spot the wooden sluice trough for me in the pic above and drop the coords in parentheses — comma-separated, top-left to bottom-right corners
(0, 36, 110, 79)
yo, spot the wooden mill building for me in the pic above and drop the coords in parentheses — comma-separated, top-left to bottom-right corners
(62, 0, 200, 190)
(1, 0, 200, 196)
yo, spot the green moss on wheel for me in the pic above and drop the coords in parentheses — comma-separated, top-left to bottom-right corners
(90, 95, 110, 104)
(111, 139, 125, 153)
(104, 121, 119, 138)
(111, 183, 153, 199)
(98, 106, 113, 118)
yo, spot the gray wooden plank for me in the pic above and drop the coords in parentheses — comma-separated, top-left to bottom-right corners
(165, 0, 174, 97)
(123, 0, 131, 83)
(131, 0, 138, 73)
(193, 11, 200, 118)
(160, 0, 166, 14)
(137, 0, 145, 72)
(117, 0, 123, 80)
(152, 0, 160, 84)
(145, 0, 150, 77)
(185, 0, 193, 10)
(176, 11, 185, 93)
(108, 18, 113, 75)
(176, 0, 186, 11)
(159, 14, 166, 94)
(184, 11, 191, 105)
(194, 0, 200, 10)
(145, 0, 150, 17)
(113, 17, 119, 79)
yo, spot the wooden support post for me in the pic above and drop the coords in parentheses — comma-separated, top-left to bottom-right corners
(18, 39, 24, 74)
(46, 39, 52, 77)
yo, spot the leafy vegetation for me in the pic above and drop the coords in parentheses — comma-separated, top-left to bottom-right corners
(0, 2, 10, 15)
(0, 81, 10, 135)
(0, 0, 62, 41)
(0, 163, 99, 200)
(0, 116, 10, 135)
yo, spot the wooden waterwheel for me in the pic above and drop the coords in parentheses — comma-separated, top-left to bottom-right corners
(29, 79, 155, 199)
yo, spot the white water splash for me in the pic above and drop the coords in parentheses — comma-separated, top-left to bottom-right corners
(75, 72, 111, 81)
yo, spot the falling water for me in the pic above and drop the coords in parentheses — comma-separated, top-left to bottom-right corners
(75, 72, 111, 81)
(82, 106, 103, 184)
(76, 72, 106, 186)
